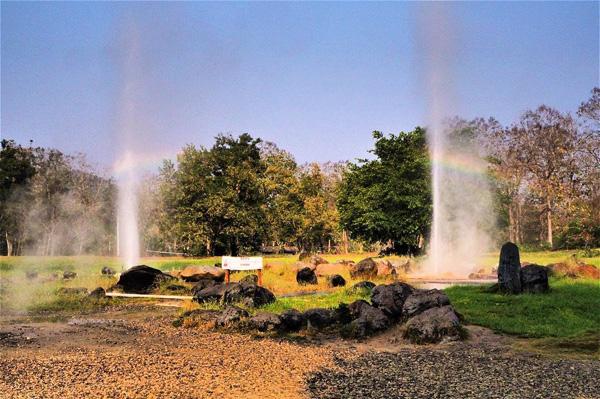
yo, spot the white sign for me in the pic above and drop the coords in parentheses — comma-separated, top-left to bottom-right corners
(222, 256, 263, 270)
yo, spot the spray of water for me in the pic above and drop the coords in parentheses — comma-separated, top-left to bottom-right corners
(418, 4, 495, 277)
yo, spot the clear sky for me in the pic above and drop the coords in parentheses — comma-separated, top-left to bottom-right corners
(1, 1, 598, 171)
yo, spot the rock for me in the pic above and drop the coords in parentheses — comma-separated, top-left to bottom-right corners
(239, 274, 258, 285)
(344, 300, 390, 338)
(101, 266, 116, 276)
(296, 267, 318, 285)
(25, 271, 38, 280)
(180, 265, 225, 283)
(315, 263, 347, 277)
(165, 284, 189, 293)
(63, 271, 77, 280)
(88, 287, 106, 299)
(191, 279, 218, 296)
(193, 283, 230, 304)
(547, 262, 600, 279)
(576, 264, 600, 279)
(279, 309, 305, 332)
(57, 287, 87, 296)
(349, 258, 378, 279)
(349, 281, 376, 292)
(303, 308, 336, 330)
(283, 246, 299, 254)
(333, 303, 352, 325)
(498, 242, 522, 294)
(327, 274, 346, 287)
(222, 282, 276, 307)
(249, 312, 282, 332)
(520, 265, 549, 293)
(403, 305, 465, 344)
(376, 260, 396, 277)
(371, 282, 415, 318)
(260, 245, 281, 254)
(402, 289, 450, 319)
(215, 305, 249, 328)
(310, 255, 328, 266)
(116, 265, 175, 294)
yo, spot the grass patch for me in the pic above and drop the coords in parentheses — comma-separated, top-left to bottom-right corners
(260, 288, 370, 314)
(28, 294, 115, 314)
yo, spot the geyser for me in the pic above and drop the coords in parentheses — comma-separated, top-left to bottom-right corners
(116, 151, 140, 269)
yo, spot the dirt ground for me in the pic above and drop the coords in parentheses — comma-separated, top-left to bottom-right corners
(1, 304, 598, 399)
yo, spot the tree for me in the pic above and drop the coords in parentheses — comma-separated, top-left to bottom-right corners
(337, 129, 431, 254)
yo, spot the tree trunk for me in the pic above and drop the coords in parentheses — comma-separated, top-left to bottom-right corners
(508, 206, 515, 243)
(5, 232, 13, 257)
(546, 197, 553, 248)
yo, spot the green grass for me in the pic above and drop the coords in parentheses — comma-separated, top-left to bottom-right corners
(260, 288, 371, 313)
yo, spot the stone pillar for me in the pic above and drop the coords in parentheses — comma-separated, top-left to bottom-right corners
(498, 242, 521, 294)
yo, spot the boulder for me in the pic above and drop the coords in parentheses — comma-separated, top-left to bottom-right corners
(403, 305, 465, 344)
(349, 258, 378, 279)
(215, 305, 249, 328)
(222, 282, 276, 307)
(498, 242, 522, 294)
(57, 287, 87, 296)
(88, 287, 106, 299)
(239, 274, 259, 285)
(283, 246, 299, 255)
(315, 263, 347, 277)
(180, 265, 225, 283)
(327, 274, 346, 287)
(164, 284, 189, 293)
(333, 303, 352, 325)
(303, 308, 336, 330)
(349, 281, 376, 293)
(193, 283, 230, 303)
(249, 312, 282, 332)
(376, 260, 396, 277)
(344, 300, 390, 338)
(548, 262, 600, 279)
(520, 265, 549, 293)
(576, 264, 600, 279)
(279, 309, 305, 332)
(296, 267, 318, 285)
(63, 271, 77, 280)
(371, 282, 415, 318)
(101, 266, 116, 276)
(191, 279, 218, 296)
(310, 255, 328, 266)
(116, 265, 175, 294)
(402, 289, 450, 319)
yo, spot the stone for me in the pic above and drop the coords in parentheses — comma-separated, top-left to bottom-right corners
(402, 289, 450, 319)
(279, 309, 305, 332)
(283, 246, 299, 254)
(215, 305, 249, 328)
(303, 308, 336, 330)
(63, 271, 77, 280)
(349, 281, 376, 292)
(165, 284, 189, 293)
(193, 283, 230, 303)
(191, 279, 218, 296)
(403, 305, 465, 344)
(296, 267, 318, 285)
(498, 242, 522, 294)
(349, 258, 378, 279)
(327, 274, 346, 287)
(333, 303, 352, 325)
(101, 266, 116, 276)
(180, 265, 225, 283)
(576, 264, 600, 279)
(88, 287, 106, 299)
(344, 300, 390, 338)
(239, 274, 258, 285)
(222, 282, 276, 307)
(57, 287, 87, 296)
(115, 265, 175, 294)
(520, 265, 549, 293)
(371, 282, 415, 318)
(310, 255, 328, 266)
(376, 260, 396, 277)
(249, 312, 282, 332)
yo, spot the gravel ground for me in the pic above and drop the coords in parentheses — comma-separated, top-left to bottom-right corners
(307, 346, 600, 399)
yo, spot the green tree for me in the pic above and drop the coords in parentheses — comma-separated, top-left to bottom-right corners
(337, 129, 431, 254)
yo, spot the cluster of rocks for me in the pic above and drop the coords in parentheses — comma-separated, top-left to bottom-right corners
(207, 281, 464, 344)
(497, 242, 550, 294)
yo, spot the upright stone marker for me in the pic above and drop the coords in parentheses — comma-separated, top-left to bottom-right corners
(498, 242, 521, 294)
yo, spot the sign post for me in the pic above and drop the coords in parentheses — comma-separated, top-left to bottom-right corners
(222, 256, 264, 286)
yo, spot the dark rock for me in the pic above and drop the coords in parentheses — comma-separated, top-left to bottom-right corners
(215, 305, 249, 328)
(165, 284, 189, 293)
(88, 287, 106, 299)
(25, 271, 38, 280)
(333, 303, 352, 324)
(310, 255, 328, 266)
(349, 258, 378, 279)
(115, 265, 175, 294)
(327, 274, 346, 287)
(191, 279, 218, 296)
(303, 308, 336, 330)
(371, 282, 415, 318)
(239, 274, 259, 285)
(193, 283, 231, 304)
(222, 282, 276, 307)
(344, 300, 390, 338)
(57, 287, 87, 296)
(101, 266, 116, 276)
(63, 271, 77, 280)
(403, 305, 465, 344)
(279, 309, 305, 332)
(260, 245, 281, 254)
(402, 289, 450, 319)
(249, 312, 282, 332)
(180, 265, 225, 282)
(296, 267, 318, 285)
(521, 265, 549, 293)
(283, 246, 299, 255)
(349, 281, 376, 292)
(498, 242, 522, 294)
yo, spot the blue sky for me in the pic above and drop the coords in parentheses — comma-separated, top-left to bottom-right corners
(1, 1, 598, 170)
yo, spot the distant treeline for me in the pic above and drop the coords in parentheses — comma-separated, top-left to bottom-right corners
(1, 87, 598, 256)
